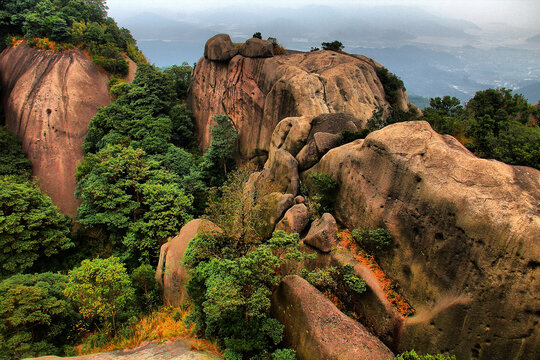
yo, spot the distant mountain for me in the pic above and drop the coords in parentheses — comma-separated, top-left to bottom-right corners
(114, 4, 540, 103)
(516, 81, 540, 103)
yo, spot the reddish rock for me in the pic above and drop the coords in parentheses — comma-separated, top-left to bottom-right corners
(303, 213, 338, 253)
(204, 34, 238, 61)
(0, 42, 114, 216)
(305, 121, 540, 359)
(156, 219, 220, 307)
(275, 204, 309, 234)
(189, 47, 411, 162)
(239, 38, 274, 58)
(271, 275, 394, 360)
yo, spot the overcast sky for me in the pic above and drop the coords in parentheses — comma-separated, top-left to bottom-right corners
(106, 0, 540, 30)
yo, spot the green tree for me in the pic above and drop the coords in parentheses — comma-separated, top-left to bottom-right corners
(0, 126, 32, 179)
(321, 40, 344, 52)
(0, 176, 72, 276)
(64, 256, 135, 336)
(0, 272, 78, 360)
(202, 114, 238, 184)
(394, 350, 455, 360)
(164, 62, 193, 101)
(76, 145, 193, 264)
(184, 230, 303, 359)
(252, 32, 262, 39)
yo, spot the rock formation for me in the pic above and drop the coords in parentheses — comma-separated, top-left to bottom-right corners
(156, 219, 219, 307)
(300, 121, 540, 359)
(29, 340, 221, 360)
(0, 42, 135, 216)
(271, 275, 394, 360)
(189, 37, 411, 164)
(304, 213, 338, 253)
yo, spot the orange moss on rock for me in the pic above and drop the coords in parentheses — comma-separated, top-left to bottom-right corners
(339, 230, 414, 318)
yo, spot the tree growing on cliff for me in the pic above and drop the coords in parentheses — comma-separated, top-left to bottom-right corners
(202, 114, 238, 186)
(321, 40, 344, 52)
(0, 126, 32, 179)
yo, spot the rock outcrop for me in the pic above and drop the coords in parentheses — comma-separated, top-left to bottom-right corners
(304, 213, 338, 253)
(204, 34, 238, 61)
(29, 340, 221, 360)
(189, 41, 411, 163)
(0, 42, 134, 216)
(304, 121, 540, 359)
(156, 219, 219, 307)
(239, 38, 274, 58)
(275, 204, 309, 234)
(271, 275, 394, 360)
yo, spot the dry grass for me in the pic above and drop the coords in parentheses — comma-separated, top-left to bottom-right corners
(77, 307, 222, 356)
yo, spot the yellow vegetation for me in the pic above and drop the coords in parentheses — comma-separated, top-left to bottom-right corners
(77, 307, 222, 356)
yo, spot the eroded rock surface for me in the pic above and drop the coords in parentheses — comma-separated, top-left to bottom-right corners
(190, 48, 410, 163)
(204, 34, 238, 61)
(156, 219, 219, 307)
(271, 275, 394, 360)
(305, 121, 540, 359)
(0, 42, 114, 215)
(304, 213, 338, 253)
(275, 204, 309, 234)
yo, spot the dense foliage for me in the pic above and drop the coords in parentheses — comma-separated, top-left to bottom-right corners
(321, 40, 344, 52)
(0, 0, 144, 75)
(376, 66, 406, 105)
(422, 89, 540, 169)
(64, 256, 135, 336)
(0, 126, 32, 178)
(0, 273, 78, 360)
(0, 176, 72, 276)
(76, 64, 207, 265)
(352, 227, 393, 256)
(305, 172, 339, 214)
(185, 168, 302, 359)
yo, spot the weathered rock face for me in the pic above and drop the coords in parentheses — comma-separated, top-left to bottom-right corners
(189, 48, 410, 163)
(0, 42, 114, 216)
(239, 38, 274, 58)
(304, 213, 338, 253)
(271, 275, 394, 360)
(204, 34, 238, 61)
(305, 121, 540, 359)
(156, 219, 219, 307)
(275, 204, 309, 234)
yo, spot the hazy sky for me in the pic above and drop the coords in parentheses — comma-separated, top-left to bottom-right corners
(106, 0, 540, 30)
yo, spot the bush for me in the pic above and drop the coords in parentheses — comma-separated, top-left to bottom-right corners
(64, 257, 135, 336)
(253, 32, 262, 39)
(0, 126, 32, 178)
(306, 172, 339, 214)
(131, 264, 159, 312)
(352, 227, 393, 255)
(342, 265, 366, 294)
(376, 66, 405, 105)
(321, 40, 344, 52)
(0, 273, 78, 360)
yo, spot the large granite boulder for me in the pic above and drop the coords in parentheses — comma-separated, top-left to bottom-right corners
(275, 204, 309, 234)
(303, 213, 338, 253)
(204, 34, 238, 61)
(155, 219, 219, 307)
(239, 38, 274, 58)
(304, 121, 540, 359)
(0, 42, 137, 215)
(271, 275, 394, 360)
(190, 44, 411, 162)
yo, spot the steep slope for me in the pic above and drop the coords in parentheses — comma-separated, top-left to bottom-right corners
(0, 42, 133, 216)
(189, 36, 411, 164)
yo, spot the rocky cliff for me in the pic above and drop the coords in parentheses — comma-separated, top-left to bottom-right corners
(254, 114, 539, 359)
(189, 35, 411, 164)
(306, 121, 540, 359)
(0, 42, 134, 216)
